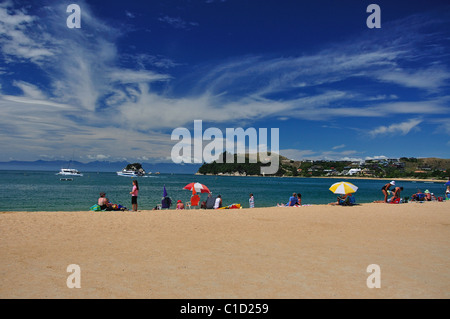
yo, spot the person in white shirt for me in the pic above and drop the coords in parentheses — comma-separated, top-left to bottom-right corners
(214, 195, 222, 209)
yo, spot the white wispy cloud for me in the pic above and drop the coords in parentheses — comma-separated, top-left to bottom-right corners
(368, 119, 423, 137)
(332, 144, 346, 150)
(0, 2, 54, 63)
(375, 66, 450, 92)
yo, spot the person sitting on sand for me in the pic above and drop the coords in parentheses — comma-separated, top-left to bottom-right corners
(381, 181, 395, 203)
(277, 193, 298, 207)
(176, 200, 185, 210)
(329, 193, 355, 206)
(296, 193, 302, 206)
(424, 190, 432, 201)
(390, 186, 403, 201)
(98, 192, 111, 210)
(214, 195, 222, 209)
(411, 189, 425, 201)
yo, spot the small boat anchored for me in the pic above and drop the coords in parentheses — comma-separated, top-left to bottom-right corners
(116, 163, 146, 177)
(116, 169, 146, 177)
(56, 168, 83, 177)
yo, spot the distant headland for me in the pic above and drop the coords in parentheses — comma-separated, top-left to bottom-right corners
(196, 153, 450, 181)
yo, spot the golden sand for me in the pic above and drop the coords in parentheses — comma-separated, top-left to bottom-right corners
(0, 202, 449, 299)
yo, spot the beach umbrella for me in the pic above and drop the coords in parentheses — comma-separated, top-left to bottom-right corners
(163, 185, 168, 197)
(183, 182, 211, 194)
(329, 181, 358, 195)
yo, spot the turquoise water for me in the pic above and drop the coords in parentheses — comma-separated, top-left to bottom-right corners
(0, 170, 447, 211)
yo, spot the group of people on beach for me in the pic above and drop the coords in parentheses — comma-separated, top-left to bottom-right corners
(374, 180, 404, 203)
(175, 193, 223, 210)
(376, 179, 450, 203)
(97, 180, 139, 212)
(95, 177, 450, 212)
(277, 192, 302, 207)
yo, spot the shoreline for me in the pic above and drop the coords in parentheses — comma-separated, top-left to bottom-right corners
(1, 199, 448, 214)
(2, 197, 449, 214)
(1, 201, 448, 299)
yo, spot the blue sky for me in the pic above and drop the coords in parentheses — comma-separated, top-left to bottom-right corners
(0, 0, 449, 164)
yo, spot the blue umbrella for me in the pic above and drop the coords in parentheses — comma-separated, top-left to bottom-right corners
(163, 185, 168, 197)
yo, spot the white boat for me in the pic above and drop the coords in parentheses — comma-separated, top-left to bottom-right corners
(116, 169, 145, 177)
(56, 168, 83, 176)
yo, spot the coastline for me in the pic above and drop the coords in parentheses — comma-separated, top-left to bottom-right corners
(314, 175, 448, 183)
(196, 173, 448, 183)
(1, 201, 448, 299)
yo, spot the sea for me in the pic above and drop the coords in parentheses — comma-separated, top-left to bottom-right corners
(0, 170, 447, 211)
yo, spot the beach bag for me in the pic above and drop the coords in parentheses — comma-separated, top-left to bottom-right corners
(437, 197, 443, 202)
(90, 204, 101, 211)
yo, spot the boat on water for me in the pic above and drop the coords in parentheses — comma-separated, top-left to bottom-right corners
(116, 169, 146, 177)
(56, 168, 83, 177)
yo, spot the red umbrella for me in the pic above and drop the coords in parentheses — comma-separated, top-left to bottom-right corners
(183, 182, 210, 194)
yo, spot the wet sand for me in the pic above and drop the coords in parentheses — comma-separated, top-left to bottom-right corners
(0, 201, 449, 299)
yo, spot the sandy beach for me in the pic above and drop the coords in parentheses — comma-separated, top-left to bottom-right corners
(1, 202, 449, 299)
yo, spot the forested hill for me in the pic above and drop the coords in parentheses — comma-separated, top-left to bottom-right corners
(196, 154, 450, 179)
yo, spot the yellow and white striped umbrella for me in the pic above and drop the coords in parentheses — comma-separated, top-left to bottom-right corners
(329, 181, 358, 195)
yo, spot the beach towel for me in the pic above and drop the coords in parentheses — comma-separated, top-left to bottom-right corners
(90, 204, 101, 211)
(218, 203, 241, 209)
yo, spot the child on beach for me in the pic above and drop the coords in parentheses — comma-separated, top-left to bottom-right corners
(130, 180, 139, 211)
(176, 200, 185, 210)
(249, 193, 254, 208)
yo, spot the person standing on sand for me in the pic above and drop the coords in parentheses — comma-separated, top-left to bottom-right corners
(249, 193, 254, 208)
(445, 177, 450, 199)
(130, 180, 139, 211)
(381, 181, 395, 203)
